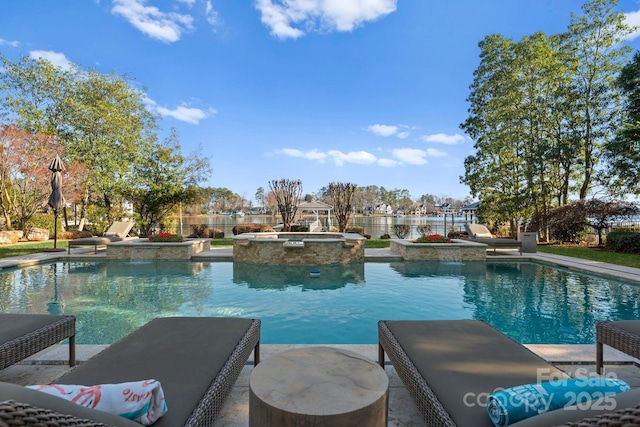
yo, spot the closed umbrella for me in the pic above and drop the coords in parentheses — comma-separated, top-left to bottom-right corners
(47, 155, 66, 250)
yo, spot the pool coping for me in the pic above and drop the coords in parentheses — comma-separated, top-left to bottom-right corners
(0, 246, 637, 284)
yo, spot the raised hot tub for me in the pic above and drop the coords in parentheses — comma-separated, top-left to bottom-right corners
(232, 232, 366, 264)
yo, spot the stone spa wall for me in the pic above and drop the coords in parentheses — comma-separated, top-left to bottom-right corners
(232, 232, 366, 265)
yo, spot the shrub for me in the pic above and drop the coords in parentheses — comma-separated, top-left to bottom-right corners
(448, 230, 467, 239)
(380, 233, 391, 239)
(393, 224, 411, 239)
(25, 213, 63, 236)
(605, 231, 640, 254)
(232, 223, 275, 235)
(208, 228, 224, 238)
(188, 224, 224, 238)
(547, 203, 589, 243)
(290, 224, 309, 232)
(416, 234, 451, 243)
(148, 233, 183, 242)
(416, 225, 432, 237)
(60, 230, 92, 239)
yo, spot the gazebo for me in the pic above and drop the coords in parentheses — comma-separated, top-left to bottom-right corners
(297, 201, 333, 231)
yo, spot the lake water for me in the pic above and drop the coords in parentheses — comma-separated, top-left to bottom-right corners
(175, 215, 467, 239)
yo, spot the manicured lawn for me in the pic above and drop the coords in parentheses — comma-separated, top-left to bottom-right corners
(537, 245, 640, 269)
(0, 241, 68, 258)
(364, 239, 391, 249)
(210, 238, 233, 247)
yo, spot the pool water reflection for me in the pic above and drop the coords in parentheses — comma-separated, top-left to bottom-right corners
(1, 260, 638, 345)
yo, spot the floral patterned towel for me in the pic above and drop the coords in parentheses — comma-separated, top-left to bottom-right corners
(28, 379, 167, 426)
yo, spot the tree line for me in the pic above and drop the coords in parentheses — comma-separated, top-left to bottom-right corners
(460, 0, 639, 239)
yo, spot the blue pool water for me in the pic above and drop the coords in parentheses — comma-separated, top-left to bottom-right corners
(1, 260, 639, 345)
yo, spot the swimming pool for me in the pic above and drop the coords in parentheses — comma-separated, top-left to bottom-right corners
(1, 260, 638, 345)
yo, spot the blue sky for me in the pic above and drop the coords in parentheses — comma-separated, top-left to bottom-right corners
(2, 1, 640, 203)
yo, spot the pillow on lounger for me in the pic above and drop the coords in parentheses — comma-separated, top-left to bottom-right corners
(487, 377, 630, 427)
(28, 380, 167, 426)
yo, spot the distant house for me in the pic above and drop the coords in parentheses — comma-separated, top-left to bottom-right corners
(375, 204, 393, 215)
(461, 201, 480, 222)
(411, 204, 430, 216)
(435, 203, 456, 217)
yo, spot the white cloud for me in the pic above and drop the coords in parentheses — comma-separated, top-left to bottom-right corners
(625, 10, 640, 41)
(279, 148, 328, 162)
(397, 131, 410, 139)
(255, 0, 397, 40)
(146, 97, 211, 124)
(421, 133, 466, 145)
(392, 148, 428, 165)
(156, 105, 208, 124)
(178, 0, 196, 6)
(328, 150, 377, 166)
(205, 1, 220, 26)
(367, 124, 397, 137)
(111, 0, 194, 43)
(378, 158, 402, 167)
(0, 38, 19, 47)
(29, 50, 73, 70)
(426, 148, 447, 157)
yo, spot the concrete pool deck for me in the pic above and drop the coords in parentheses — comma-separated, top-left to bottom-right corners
(1, 245, 640, 425)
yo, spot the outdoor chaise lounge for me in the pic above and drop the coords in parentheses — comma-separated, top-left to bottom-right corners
(0, 316, 261, 427)
(464, 223, 522, 255)
(68, 220, 135, 254)
(378, 319, 640, 427)
(1, 314, 75, 371)
(596, 320, 640, 375)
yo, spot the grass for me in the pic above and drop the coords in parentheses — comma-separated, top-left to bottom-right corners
(210, 238, 233, 247)
(0, 240, 68, 258)
(364, 239, 391, 249)
(537, 245, 640, 269)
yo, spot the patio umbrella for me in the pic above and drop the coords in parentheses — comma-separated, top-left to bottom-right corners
(47, 155, 66, 250)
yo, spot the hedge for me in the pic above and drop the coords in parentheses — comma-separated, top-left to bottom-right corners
(605, 230, 640, 254)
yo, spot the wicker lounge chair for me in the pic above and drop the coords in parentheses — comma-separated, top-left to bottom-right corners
(378, 319, 640, 427)
(596, 320, 640, 375)
(68, 221, 135, 254)
(0, 314, 75, 371)
(464, 223, 522, 254)
(0, 316, 260, 427)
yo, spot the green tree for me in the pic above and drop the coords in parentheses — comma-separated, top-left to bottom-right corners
(605, 51, 640, 195)
(460, 0, 633, 237)
(564, 0, 633, 199)
(123, 129, 211, 236)
(206, 187, 237, 213)
(255, 187, 265, 211)
(461, 34, 533, 235)
(0, 54, 158, 223)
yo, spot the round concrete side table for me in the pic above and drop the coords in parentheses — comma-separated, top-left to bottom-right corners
(249, 346, 388, 426)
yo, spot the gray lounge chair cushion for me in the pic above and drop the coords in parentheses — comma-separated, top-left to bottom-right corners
(0, 381, 140, 426)
(385, 320, 568, 427)
(0, 314, 69, 344)
(54, 317, 255, 427)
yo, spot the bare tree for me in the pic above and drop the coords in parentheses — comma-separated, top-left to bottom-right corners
(329, 182, 357, 232)
(269, 179, 302, 231)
